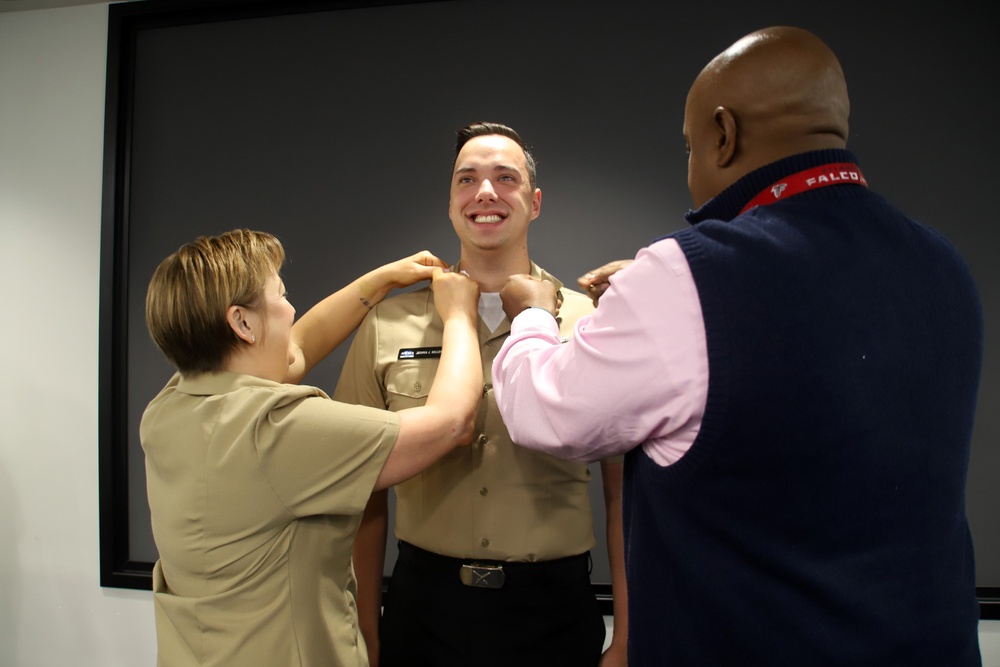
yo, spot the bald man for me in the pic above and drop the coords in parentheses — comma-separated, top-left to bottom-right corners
(491, 26, 983, 665)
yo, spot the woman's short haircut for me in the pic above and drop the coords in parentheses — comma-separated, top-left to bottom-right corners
(145, 229, 285, 375)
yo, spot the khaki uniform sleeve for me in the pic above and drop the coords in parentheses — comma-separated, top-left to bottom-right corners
(334, 309, 388, 410)
(256, 389, 399, 517)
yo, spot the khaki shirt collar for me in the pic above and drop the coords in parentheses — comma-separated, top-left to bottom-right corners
(451, 260, 564, 340)
(175, 370, 282, 397)
(450, 259, 566, 292)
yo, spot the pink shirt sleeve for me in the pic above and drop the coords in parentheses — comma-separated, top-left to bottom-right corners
(492, 237, 708, 466)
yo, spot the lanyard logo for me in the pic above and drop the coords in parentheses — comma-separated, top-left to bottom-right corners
(740, 163, 868, 214)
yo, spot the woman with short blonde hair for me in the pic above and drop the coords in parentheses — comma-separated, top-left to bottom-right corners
(141, 229, 481, 666)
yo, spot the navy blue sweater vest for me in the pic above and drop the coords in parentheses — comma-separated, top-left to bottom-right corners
(624, 150, 983, 666)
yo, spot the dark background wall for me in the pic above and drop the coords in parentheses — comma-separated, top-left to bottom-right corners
(113, 0, 999, 590)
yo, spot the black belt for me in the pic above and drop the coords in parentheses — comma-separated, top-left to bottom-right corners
(395, 541, 591, 590)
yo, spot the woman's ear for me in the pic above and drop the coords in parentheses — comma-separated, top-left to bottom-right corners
(227, 305, 255, 344)
(714, 106, 738, 167)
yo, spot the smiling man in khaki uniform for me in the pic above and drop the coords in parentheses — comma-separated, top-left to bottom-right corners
(334, 122, 628, 667)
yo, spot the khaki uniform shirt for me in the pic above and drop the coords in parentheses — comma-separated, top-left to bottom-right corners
(335, 263, 602, 561)
(140, 371, 399, 667)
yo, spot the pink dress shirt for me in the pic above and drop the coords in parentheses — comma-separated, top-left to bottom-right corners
(492, 237, 709, 467)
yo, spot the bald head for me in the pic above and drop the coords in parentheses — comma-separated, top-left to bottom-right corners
(683, 26, 850, 208)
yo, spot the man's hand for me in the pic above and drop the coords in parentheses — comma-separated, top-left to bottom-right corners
(599, 643, 628, 667)
(578, 259, 633, 306)
(499, 274, 559, 321)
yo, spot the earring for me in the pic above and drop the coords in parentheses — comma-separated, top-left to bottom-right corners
(250, 334, 255, 344)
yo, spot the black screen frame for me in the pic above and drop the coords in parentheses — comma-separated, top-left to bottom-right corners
(96, 0, 620, 610)
(96, 0, 998, 622)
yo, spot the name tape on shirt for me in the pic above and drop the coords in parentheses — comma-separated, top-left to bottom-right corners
(398, 347, 443, 360)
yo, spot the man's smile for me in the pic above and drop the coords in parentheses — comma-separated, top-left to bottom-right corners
(470, 213, 504, 224)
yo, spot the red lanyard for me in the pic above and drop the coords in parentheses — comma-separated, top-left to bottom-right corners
(739, 162, 868, 214)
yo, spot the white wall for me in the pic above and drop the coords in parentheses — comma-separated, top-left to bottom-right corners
(0, 3, 158, 666)
(0, 3, 997, 666)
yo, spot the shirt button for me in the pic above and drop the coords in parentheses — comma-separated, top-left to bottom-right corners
(481, 537, 490, 548)
(479, 487, 488, 496)
(477, 434, 488, 446)
(413, 382, 422, 392)
(483, 383, 493, 394)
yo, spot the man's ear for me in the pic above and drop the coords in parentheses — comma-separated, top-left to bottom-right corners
(529, 187, 542, 222)
(227, 305, 254, 344)
(714, 106, 738, 167)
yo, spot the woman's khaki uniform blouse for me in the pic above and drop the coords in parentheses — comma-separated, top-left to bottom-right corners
(140, 371, 399, 667)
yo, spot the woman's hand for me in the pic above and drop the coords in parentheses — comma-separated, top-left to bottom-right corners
(430, 268, 480, 324)
(359, 250, 450, 308)
(286, 252, 451, 384)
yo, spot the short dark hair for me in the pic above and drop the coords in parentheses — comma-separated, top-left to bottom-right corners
(145, 229, 285, 375)
(454, 121, 537, 189)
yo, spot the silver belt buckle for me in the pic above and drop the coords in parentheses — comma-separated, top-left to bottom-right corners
(459, 563, 505, 589)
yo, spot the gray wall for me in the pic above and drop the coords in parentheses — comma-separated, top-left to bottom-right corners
(114, 0, 999, 590)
